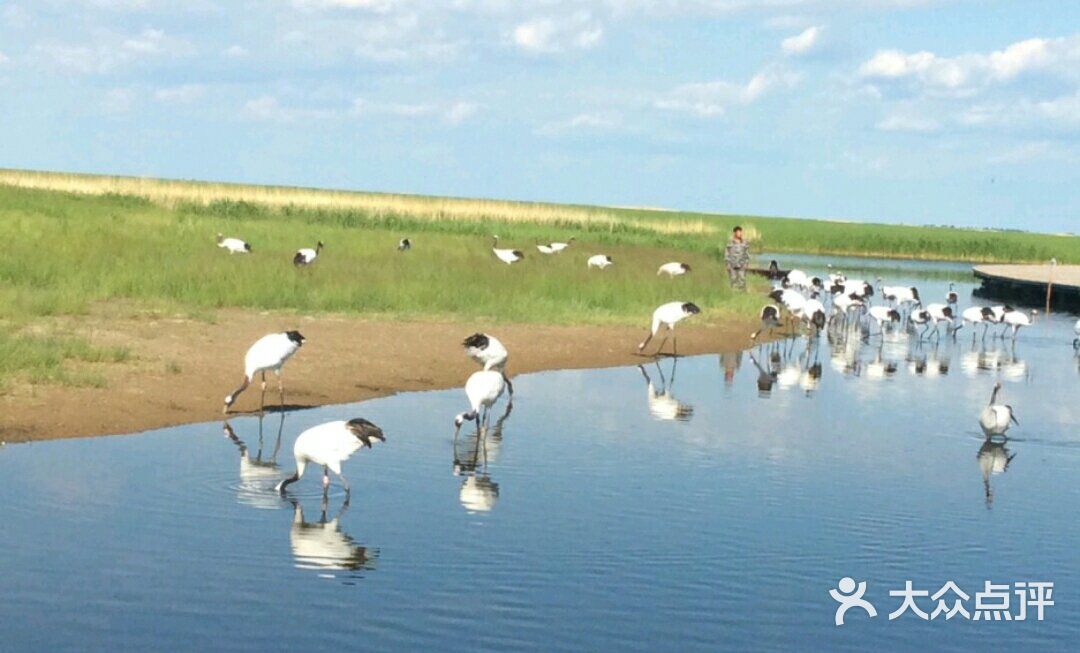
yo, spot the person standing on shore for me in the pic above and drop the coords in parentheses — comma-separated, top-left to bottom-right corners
(725, 226, 751, 290)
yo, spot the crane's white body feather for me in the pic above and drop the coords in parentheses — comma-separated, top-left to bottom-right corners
(657, 262, 690, 277)
(218, 237, 250, 254)
(243, 333, 302, 380)
(587, 254, 613, 269)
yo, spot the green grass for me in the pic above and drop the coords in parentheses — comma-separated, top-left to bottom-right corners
(0, 184, 761, 388)
(0, 331, 128, 390)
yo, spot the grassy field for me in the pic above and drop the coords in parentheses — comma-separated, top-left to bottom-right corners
(0, 181, 762, 388)
(1, 168, 1076, 390)
(3, 168, 1078, 263)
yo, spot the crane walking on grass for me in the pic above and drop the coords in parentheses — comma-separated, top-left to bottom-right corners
(223, 331, 306, 414)
(492, 236, 524, 265)
(276, 418, 385, 496)
(657, 262, 691, 277)
(293, 241, 324, 266)
(638, 301, 701, 356)
(398, 238, 412, 252)
(587, 254, 613, 269)
(217, 233, 251, 254)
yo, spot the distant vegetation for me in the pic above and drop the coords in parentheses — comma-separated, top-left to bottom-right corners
(3, 168, 1077, 264)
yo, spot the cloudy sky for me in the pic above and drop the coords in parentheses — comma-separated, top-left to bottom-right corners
(0, 1, 1077, 231)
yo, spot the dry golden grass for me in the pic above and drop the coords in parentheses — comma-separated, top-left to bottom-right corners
(0, 168, 718, 237)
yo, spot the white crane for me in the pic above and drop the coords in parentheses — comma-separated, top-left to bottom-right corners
(958, 305, 996, 341)
(877, 279, 920, 308)
(217, 233, 251, 254)
(839, 279, 874, 302)
(454, 370, 507, 432)
(223, 331, 306, 413)
(909, 307, 932, 338)
(946, 282, 959, 306)
(491, 236, 524, 264)
(657, 262, 691, 277)
(637, 301, 701, 356)
(547, 238, 575, 253)
(462, 332, 513, 396)
(783, 269, 810, 290)
(276, 418, 386, 496)
(799, 295, 827, 333)
(768, 288, 807, 333)
(866, 305, 901, 337)
(924, 303, 955, 337)
(750, 304, 782, 340)
(979, 381, 1017, 437)
(293, 241, 324, 266)
(536, 243, 556, 255)
(830, 291, 864, 328)
(397, 238, 411, 252)
(1001, 309, 1036, 340)
(587, 254, 613, 269)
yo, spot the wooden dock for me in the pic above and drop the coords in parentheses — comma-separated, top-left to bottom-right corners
(973, 264, 1080, 310)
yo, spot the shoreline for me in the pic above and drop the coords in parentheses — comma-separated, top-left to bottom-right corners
(0, 310, 760, 443)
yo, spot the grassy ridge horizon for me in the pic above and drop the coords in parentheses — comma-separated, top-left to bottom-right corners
(2, 167, 1078, 264)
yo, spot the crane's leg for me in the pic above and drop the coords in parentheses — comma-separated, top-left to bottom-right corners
(260, 371, 267, 412)
(336, 472, 351, 497)
(277, 371, 285, 407)
(502, 372, 514, 397)
(657, 332, 671, 357)
(322, 466, 330, 495)
(672, 333, 678, 358)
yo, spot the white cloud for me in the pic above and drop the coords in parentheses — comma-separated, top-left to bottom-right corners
(859, 34, 1080, 95)
(222, 44, 249, 58)
(445, 101, 480, 124)
(100, 87, 137, 113)
(536, 112, 622, 136)
(34, 28, 194, 74)
(242, 96, 333, 122)
(781, 25, 822, 56)
(876, 112, 940, 132)
(154, 84, 205, 104)
(512, 11, 603, 54)
(960, 91, 1080, 130)
(351, 97, 480, 124)
(656, 67, 797, 117)
(293, 0, 402, 11)
(0, 51, 8, 65)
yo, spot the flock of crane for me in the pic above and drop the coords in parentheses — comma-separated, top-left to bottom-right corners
(756, 266, 1039, 345)
(213, 230, 1079, 496)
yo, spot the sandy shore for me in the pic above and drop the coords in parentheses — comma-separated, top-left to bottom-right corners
(0, 309, 759, 442)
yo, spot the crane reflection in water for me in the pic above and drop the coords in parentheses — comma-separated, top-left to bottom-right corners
(453, 400, 514, 513)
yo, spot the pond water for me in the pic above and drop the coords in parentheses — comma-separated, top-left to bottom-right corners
(2, 255, 1078, 651)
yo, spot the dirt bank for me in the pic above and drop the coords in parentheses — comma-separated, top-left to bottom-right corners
(0, 309, 758, 442)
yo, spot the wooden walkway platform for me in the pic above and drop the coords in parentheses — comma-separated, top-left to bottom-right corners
(973, 264, 1080, 310)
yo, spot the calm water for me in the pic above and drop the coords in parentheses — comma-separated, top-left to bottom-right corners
(2, 256, 1079, 651)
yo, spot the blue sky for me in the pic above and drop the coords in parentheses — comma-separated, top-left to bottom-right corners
(0, 1, 1077, 232)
